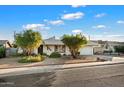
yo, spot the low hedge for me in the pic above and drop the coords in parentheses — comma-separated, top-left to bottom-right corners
(0, 47, 5, 58)
(18, 54, 45, 63)
(49, 52, 61, 58)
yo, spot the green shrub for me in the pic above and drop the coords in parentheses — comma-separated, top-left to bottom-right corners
(18, 54, 45, 63)
(49, 52, 61, 58)
(114, 46, 124, 53)
(0, 47, 5, 58)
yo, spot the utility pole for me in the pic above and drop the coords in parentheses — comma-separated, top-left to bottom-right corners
(13, 31, 16, 41)
(88, 35, 90, 41)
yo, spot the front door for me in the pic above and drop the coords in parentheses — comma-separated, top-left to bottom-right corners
(38, 45, 43, 54)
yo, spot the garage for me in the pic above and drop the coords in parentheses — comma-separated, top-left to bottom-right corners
(79, 46, 94, 55)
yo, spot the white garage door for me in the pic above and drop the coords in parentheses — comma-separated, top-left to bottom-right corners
(80, 46, 93, 55)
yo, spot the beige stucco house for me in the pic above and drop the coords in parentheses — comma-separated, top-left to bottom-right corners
(37, 37, 100, 55)
(17, 36, 124, 55)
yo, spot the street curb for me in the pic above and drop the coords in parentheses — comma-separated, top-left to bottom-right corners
(0, 61, 124, 78)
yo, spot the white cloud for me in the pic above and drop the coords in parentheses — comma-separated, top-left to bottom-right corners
(61, 12, 84, 20)
(92, 25, 106, 29)
(22, 24, 50, 31)
(95, 13, 106, 18)
(107, 35, 124, 37)
(91, 34, 124, 42)
(49, 20, 64, 25)
(117, 20, 124, 24)
(72, 29, 82, 33)
(72, 5, 86, 8)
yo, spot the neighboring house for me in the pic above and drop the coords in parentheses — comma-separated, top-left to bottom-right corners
(93, 40, 124, 54)
(0, 40, 12, 57)
(0, 40, 12, 48)
(37, 36, 100, 55)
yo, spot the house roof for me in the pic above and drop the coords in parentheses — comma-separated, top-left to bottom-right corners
(0, 40, 8, 45)
(87, 41, 99, 46)
(94, 40, 124, 46)
(43, 36, 64, 45)
(0, 40, 12, 47)
(43, 37, 124, 47)
(43, 36, 99, 46)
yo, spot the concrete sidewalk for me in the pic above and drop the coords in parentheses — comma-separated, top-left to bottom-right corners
(0, 60, 124, 78)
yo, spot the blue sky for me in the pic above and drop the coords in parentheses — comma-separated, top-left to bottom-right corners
(0, 5, 124, 42)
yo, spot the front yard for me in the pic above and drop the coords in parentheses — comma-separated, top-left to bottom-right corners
(0, 56, 102, 69)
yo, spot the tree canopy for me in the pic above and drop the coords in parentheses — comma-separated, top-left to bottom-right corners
(15, 30, 42, 55)
(114, 46, 124, 53)
(61, 34, 87, 58)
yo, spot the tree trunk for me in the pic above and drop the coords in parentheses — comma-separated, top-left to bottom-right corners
(70, 49, 78, 59)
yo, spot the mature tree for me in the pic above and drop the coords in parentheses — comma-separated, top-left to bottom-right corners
(61, 34, 87, 58)
(15, 30, 42, 55)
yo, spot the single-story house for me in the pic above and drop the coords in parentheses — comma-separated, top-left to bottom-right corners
(37, 36, 100, 55)
(0, 40, 12, 48)
(0, 40, 12, 57)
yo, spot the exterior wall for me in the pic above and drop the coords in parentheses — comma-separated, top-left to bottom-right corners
(2, 43, 11, 48)
(43, 45, 70, 55)
(6, 48, 17, 57)
(65, 46, 95, 55)
(65, 46, 71, 55)
(32, 49, 38, 54)
(18, 45, 97, 56)
(5, 43, 11, 48)
(79, 46, 94, 55)
(43, 45, 55, 55)
(43, 46, 54, 55)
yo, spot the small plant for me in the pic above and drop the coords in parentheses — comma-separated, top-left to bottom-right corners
(49, 52, 61, 58)
(18, 54, 45, 63)
(0, 47, 5, 58)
